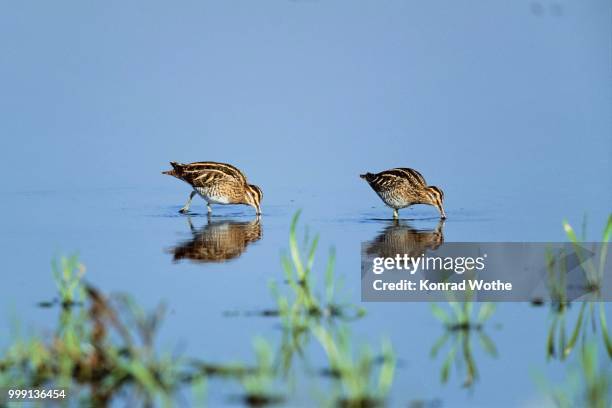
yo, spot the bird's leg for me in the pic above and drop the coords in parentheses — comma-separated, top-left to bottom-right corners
(393, 209, 399, 219)
(439, 206, 447, 220)
(179, 191, 196, 213)
(186, 216, 196, 234)
(207, 203, 212, 215)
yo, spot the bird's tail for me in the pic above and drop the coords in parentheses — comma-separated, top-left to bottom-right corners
(360, 172, 374, 182)
(162, 161, 181, 177)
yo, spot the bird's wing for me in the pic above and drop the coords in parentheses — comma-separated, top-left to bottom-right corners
(367, 168, 427, 191)
(177, 162, 247, 187)
(389, 168, 427, 187)
(366, 172, 406, 190)
(189, 168, 243, 189)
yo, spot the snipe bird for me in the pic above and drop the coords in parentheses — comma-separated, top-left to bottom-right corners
(360, 168, 446, 219)
(162, 161, 262, 215)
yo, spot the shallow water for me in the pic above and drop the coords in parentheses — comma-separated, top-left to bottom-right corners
(1, 185, 611, 406)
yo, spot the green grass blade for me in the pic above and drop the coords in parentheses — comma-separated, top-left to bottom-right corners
(325, 248, 336, 303)
(306, 235, 320, 274)
(289, 211, 305, 280)
(563, 220, 597, 280)
(598, 302, 612, 358)
(599, 215, 611, 279)
(564, 302, 586, 358)
(431, 304, 451, 324)
(476, 303, 496, 324)
(462, 335, 477, 387)
(547, 318, 557, 359)
(478, 332, 498, 358)
(449, 302, 463, 322)
(602, 215, 612, 243)
(430, 332, 450, 358)
(440, 343, 457, 384)
(377, 339, 395, 396)
(563, 220, 579, 244)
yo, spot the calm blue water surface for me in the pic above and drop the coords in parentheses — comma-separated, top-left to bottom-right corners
(1, 1, 611, 406)
(1, 186, 610, 406)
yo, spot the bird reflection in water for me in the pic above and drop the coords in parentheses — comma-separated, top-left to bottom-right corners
(169, 216, 262, 263)
(364, 218, 445, 259)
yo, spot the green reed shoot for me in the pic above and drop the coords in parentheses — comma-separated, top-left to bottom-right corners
(237, 337, 284, 406)
(277, 210, 364, 321)
(270, 211, 366, 380)
(562, 214, 611, 292)
(430, 301, 497, 387)
(546, 215, 612, 360)
(52, 255, 85, 307)
(0, 270, 182, 406)
(554, 299, 612, 361)
(537, 341, 611, 408)
(312, 324, 395, 407)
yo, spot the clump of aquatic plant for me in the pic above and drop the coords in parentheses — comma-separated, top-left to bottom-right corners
(0, 264, 191, 406)
(563, 214, 611, 293)
(431, 297, 496, 332)
(268, 211, 365, 377)
(545, 215, 612, 360)
(537, 341, 611, 408)
(51, 255, 86, 307)
(268, 288, 312, 378)
(430, 301, 497, 388)
(266, 210, 394, 404)
(235, 337, 284, 406)
(311, 324, 395, 408)
(274, 210, 365, 322)
(189, 337, 285, 405)
(546, 298, 612, 361)
(545, 246, 570, 311)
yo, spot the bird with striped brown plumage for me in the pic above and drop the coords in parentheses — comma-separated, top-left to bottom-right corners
(162, 161, 262, 215)
(360, 167, 446, 219)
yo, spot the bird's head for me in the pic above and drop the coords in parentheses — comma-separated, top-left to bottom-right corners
(426, 185, 446, 219)
(244, 184, 263, 216)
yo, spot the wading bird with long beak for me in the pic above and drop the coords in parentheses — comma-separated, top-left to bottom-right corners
(360, 167, 446, 219)
(162, 161, 262, 216)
